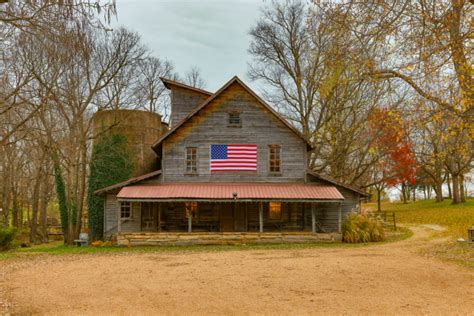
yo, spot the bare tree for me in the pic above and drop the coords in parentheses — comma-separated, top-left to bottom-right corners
(135, 56, 176, 116)
(183, 66, 206, 89)
(248, 1, 391, 185)
(14, 22, 149, 243)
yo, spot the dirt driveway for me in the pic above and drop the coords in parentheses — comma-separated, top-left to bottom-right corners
(1, 227, 473, 315)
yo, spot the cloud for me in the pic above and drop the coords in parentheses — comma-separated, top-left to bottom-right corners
(113, 0, 264, 91)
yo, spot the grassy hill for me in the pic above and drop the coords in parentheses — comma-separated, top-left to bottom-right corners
(366, 198, 474, 268)
(367, 198, 473, 238)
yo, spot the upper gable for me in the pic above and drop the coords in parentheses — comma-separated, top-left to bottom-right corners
(170, 87, 210, 127)
(161, 81, 308, 182)
(153, 76, 312, 151)
(161, 78, 213, 127)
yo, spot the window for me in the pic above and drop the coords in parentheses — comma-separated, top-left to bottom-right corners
(120, 201, 131, 219)
(185, 202, 198, 218)
(186, 147, 198, 173)
(228, 112, 241, 126)
(269, 145, 281, 173)
(269, 202, 281, 220)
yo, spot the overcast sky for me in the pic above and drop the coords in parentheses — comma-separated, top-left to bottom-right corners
(113, 0, 265, 92)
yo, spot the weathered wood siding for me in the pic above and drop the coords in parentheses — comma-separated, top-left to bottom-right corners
(104, 194, 142, 237)
(104, 193, 118, 237)
(170, 86, 210, 127)
(162, 82, 307, 182)
(305, 175, 361, 231)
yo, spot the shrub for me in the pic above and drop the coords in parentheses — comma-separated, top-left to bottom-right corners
(90, 240, 103, 247)
(342, 213, 385, 243)
(0, 228, 16, 251)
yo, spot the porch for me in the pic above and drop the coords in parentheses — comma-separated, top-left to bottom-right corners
(115, 200, 344, 235)
(110, 182, 347, 241)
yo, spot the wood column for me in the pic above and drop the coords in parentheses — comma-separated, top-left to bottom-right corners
(188, 212, 192, 233)
(117, 204, 121, 233)
(311, 203, 316, 233)
(259, 202, 263, 233)
(158, 203, 162, 233)
(338, 203, 342, 233)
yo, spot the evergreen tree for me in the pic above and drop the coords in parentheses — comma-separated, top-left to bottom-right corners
(87, 134, 134, 241)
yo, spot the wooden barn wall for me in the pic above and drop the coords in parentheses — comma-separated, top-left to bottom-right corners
(162, 82, 307, 183)
(305, 175, 361, 231)
(305, 190, 360, 232)
(170, 87, 210, 127)
(104, 194, 142, 236)
(104, 193, 118, 237)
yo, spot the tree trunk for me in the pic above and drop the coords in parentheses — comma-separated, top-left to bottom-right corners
(434, 181, 443, 202)
(401, 183, 408, 204)
(11, 188, 19, 228)
(451, 174, 460, 204)
(446, 173, 452, 199)
(377, 189, 382, 212)
(460, 174, 466, 203)
(1, 174, 11, 227)
(30, 169, 42, 244)
(38, 170, 50, 243)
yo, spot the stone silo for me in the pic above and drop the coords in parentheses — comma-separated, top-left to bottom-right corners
(92, 109, 166, 176)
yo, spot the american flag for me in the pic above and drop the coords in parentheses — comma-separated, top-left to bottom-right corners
(210, 144, 257, 172)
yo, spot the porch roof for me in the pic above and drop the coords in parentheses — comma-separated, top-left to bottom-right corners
(117, 183, 344, 202)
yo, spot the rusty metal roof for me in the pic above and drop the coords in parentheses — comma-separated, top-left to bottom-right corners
(94, 170, 162, 196)
(117, 183, 344, 201)
(307, 170, 370, 197)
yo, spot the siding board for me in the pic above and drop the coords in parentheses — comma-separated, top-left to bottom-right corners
(163, 82, 307, 182)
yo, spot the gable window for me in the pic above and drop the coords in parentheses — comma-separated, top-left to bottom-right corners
(268, 202, 282, 220)
(269, 145, 281, 173)
(186, 147, 198, 173)
(120, 201, 132, 219)
(228, 112, 241, 127)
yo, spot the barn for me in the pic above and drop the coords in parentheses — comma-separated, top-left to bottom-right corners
(95, 76, 368, 245)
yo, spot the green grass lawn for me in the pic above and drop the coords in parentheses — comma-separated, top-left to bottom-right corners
(366, 198, 474, 268)
(0, 228, 411, 261)
(367, 198, 474, 239)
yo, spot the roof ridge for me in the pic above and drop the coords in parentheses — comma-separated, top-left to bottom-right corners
(160, 77, 213, 96)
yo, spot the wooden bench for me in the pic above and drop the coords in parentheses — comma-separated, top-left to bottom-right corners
(74, 233, 89, 247)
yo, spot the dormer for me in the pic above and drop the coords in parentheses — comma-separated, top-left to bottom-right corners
(161, 77, 213, 127)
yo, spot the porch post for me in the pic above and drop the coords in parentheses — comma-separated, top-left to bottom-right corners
(259, 202, 263, 233)
(158, 203, 162, 233)
(117, 204, 121, 233)
(311, 203, 316, 233)
(338, 203, 342, 233)
(188, 209, 192, 233)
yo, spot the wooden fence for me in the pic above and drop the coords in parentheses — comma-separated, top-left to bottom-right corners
(368, 211, 397, 230)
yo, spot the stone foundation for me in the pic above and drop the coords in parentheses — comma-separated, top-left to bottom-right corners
(116, 232, 341, 246)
